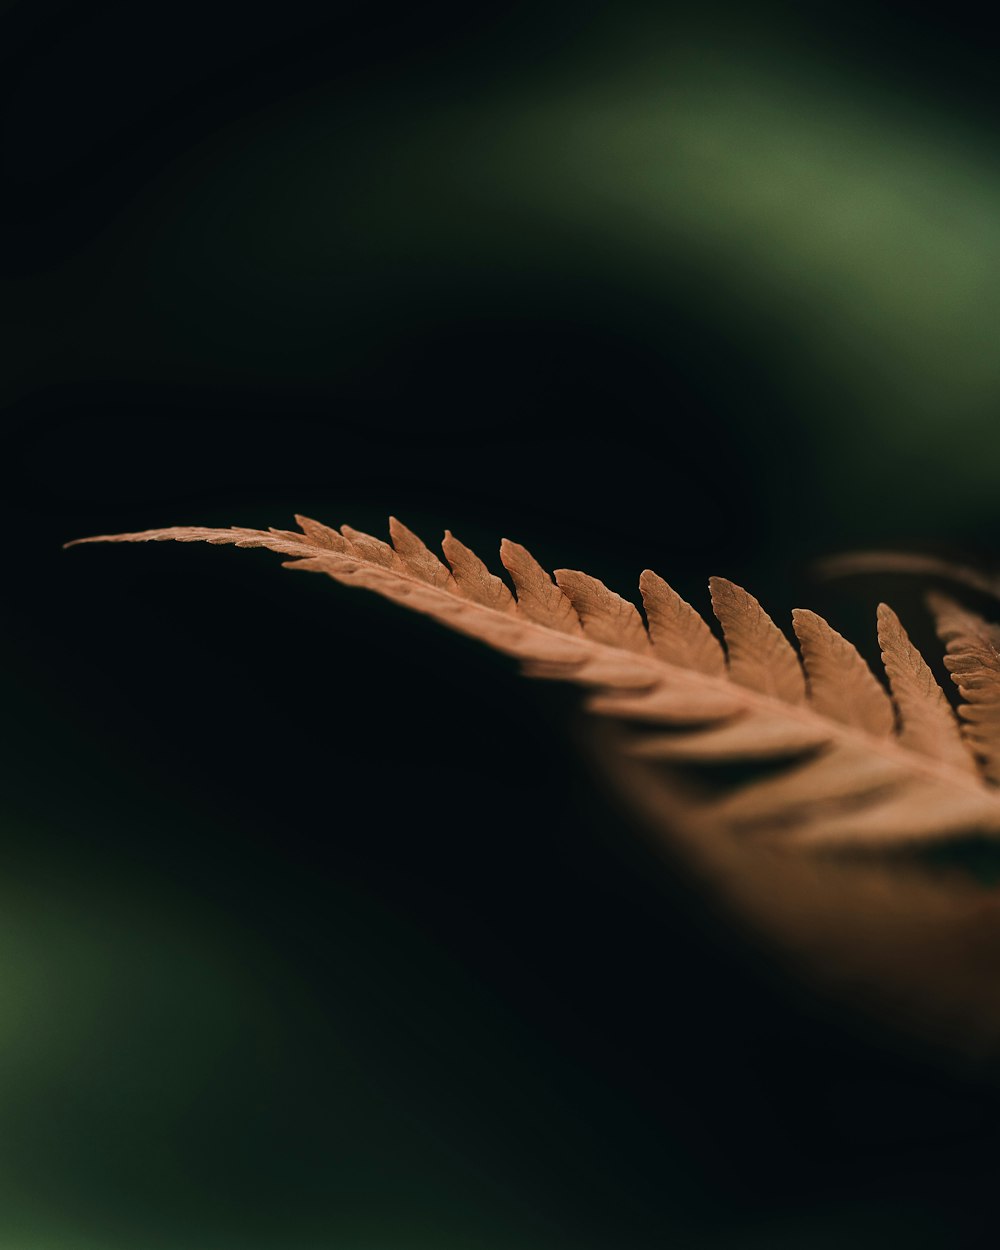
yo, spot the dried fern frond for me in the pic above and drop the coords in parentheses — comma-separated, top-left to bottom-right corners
(67, 516, 1000, 851)
(69, 517, 1000, 1050)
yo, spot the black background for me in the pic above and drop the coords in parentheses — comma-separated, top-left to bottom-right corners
(4, 3, 1000, 1246)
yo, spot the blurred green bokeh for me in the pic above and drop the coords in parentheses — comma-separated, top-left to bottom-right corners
(62, 23, 1000, 535)
(0, 821, 585, 1250)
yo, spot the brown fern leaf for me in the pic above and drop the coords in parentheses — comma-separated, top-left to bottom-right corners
(877, 603, 976, 774)
(709, 577, 806, 704)
(639, 569, 726, 676)
(928, 592, 1000, 785)
(792, 608, 894, 736)
(67, 517, 1000, 855)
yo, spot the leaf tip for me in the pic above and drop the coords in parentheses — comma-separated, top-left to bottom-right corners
(708, 575, 748, 610)
(790, 606, 830, 636)
(708, 574, 744, 599)
(499, 536, 540, 570)
(63, 533, 121, 549)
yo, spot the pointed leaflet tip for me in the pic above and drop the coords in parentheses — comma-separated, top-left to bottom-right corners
(387, 516, 455, 589)
(553, 569, 650, 653)
(499, 539, 583, 635)
(709, 576, 806, 704)
(441, 530, 516, 611)
(294, 515, 348, 551)
(339, 523, 400, 569)
(877, 602, 976, 773)
(639, 569, 725, 676)
(791, 607, 894, 736)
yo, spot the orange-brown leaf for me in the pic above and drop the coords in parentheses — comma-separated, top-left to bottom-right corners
(499, 539, 583, 635)
(709, 577, 806, 704)
(792, 608, 894, 736)
(877, 603, 975, 774)
(928, 592, 1000, 784)
(639, 570, 726, 676)
(554, 569, 649, 653)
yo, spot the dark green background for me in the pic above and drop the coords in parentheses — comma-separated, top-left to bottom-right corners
(3, 2, 1000, 1246)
